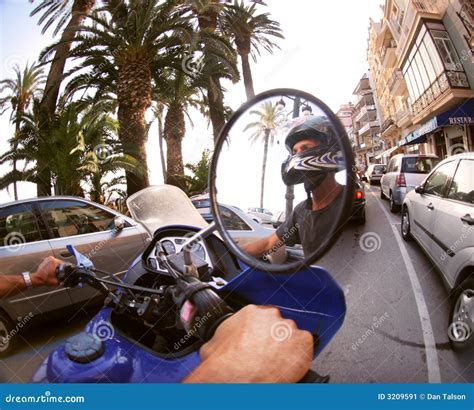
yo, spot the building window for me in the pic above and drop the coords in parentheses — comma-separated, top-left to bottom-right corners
(402, 22, 469, 114)
(431, 30, 463, 71)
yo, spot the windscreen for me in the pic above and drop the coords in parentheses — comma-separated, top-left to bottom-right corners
(126, 185, 208, 236)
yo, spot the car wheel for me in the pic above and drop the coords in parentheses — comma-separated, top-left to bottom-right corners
(0, 312, 15, 358)
(401, 206, 412, 241)
(389, 192, 400, 213)
(449, 276, 474, 352)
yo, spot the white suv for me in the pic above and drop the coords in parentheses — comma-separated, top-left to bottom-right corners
(401, 153, 473, 351)
(381, 154, 440, 213)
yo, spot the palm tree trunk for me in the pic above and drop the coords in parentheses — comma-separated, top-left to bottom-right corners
(240, 52, 255, 100)
(117, 103, 150, 196)
(207, 80, 226, 143)
(260, 130, 270, 208)
(163, 102, 186, 191)
(12, 123, 21, 200)
(117, 60, 152, 196)
(41, 0, 95, 118)
(37, 0, 95, 196)
(156, 104, 167, 182)
(197, 3, 226, 144)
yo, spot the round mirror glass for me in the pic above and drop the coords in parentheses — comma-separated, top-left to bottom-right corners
(209, 89, 355, 273)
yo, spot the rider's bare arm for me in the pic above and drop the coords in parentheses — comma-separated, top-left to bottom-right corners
(239, 232, 281, 258)
(0, 257, 61, 298)
(183, 305, 313, 383)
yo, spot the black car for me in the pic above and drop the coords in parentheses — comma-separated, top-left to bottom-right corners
(350, 177, 366, 224)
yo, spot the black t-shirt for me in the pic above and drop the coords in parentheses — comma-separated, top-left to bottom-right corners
(276, 196, 342, 257)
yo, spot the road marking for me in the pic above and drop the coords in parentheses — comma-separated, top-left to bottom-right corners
(369, 188, 441, 383)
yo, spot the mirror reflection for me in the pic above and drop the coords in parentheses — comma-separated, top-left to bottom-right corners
(213, 92, 352, 268)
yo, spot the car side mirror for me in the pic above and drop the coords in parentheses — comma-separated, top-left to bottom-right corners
(114, 216, 125, 231)
(415, 185, 423, 194)
(361, 176, 368, 182)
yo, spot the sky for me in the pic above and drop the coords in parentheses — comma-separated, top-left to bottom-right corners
(0, 0, 384, 205)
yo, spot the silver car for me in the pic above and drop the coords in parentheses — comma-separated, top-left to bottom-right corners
(401, 153, 473, 351)
(365, 164, 386, 185)
(381, 154, 440, 213)
(247, 207, 273, 224)
(0, 196, 149, 356)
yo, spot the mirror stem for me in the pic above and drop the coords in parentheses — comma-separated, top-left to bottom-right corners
(183, 222, 217, 277)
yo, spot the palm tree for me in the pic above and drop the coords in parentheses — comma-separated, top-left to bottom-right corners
(222, 0, 283, 100)
(184, 148, 211, 196)
(188, 0, 239, 142)
(31, 0, 98, 195)
(163, 68, 206, 189)
(0, 99, 144, 197)
(54, 0, 196, 196)
(244, 101, 284, 208)
(0, 62, 45, 199)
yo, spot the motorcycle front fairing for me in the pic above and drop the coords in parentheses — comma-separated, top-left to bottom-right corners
(32, 253, 345, 383)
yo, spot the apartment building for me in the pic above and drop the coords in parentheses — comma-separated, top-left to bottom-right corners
(336, 102, 355, 146)
(367, 0, 473, 162)
(351, 73, 383, 168)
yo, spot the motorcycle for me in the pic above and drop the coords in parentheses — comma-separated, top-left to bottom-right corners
(32, 89, 354, 383)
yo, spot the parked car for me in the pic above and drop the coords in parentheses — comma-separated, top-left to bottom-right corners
(365, 164, 386, 185)
(271, 211, 286, 228)
(247, 207, 273, 224)
(192, 200, 274, 241)
(350, 176, 366, 224)
(401, 153, 473, 351)
(381, 154, 440, 213)
(0, 196, 149, 356)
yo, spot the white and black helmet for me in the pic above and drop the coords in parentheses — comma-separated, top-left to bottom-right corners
(281, 116, 344, 187)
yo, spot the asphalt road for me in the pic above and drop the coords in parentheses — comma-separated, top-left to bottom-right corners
(315, 184, 473, 383)
(1, 184, 472, 383)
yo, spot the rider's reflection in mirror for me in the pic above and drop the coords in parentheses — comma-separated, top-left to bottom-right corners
(241, 116, 344, 258)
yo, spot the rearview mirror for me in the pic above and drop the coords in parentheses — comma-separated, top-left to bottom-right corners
(209, 88, 355, 273)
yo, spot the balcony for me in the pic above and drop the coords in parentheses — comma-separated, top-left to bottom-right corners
(397, 0, 443, 58)
(358, 121, 380, 137)
(388, 69, 407, 96)
(380, 42, 397, 67)
(411, 72, 451, 116)
(355, 105, 377, 123)
(395, 103, 413, 128)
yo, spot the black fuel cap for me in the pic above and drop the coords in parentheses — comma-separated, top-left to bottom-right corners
(65, 332, 105, 363)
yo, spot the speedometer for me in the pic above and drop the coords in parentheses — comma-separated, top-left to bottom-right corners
(191, 243, 206, 261)
(160, 240, 176, 255)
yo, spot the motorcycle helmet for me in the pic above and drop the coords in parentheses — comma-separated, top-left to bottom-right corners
(281, 116, 344, 191)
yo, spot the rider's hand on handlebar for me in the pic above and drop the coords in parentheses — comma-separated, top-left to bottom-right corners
(31, 256, 62, 287)
(184, 304, 313, 383)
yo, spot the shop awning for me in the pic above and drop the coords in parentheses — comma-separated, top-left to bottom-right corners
(398, 100, 474, 147)
(375, 145, 399, 160)
(397, 117, 437, 146)
(436, 99, 474, 126)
